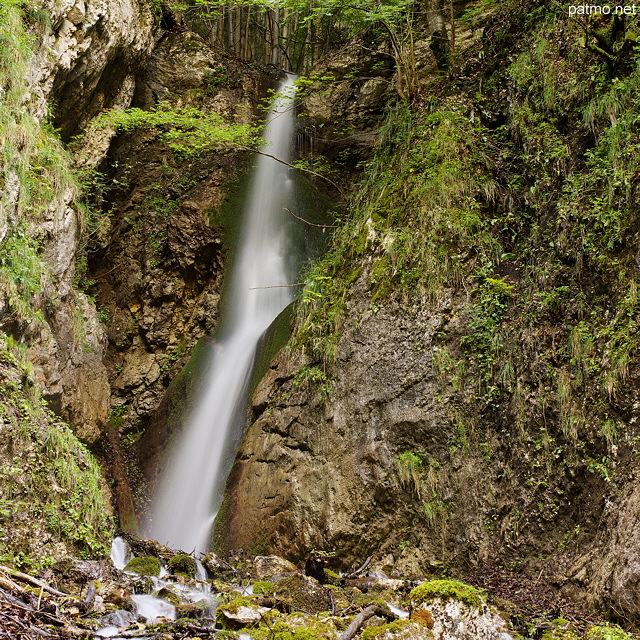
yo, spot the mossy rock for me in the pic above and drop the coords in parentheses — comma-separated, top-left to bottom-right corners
(249, 612, 337, 640)
(540, 618, 580, 640)
(324, 569, 342, 586)
(362, 620, 434, 640)
(253, 580, 275, 596)
(409, 580, 485, 609)
(274, 573, 331, 614)
(168, 553, 197, 578)
(155, 587, 181, 606)
(585, 625, 631, 640)
(176, 600, 207, 619)
(124, 556, 161, 577)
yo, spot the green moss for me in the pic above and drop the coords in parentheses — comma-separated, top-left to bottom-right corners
(125, 556, 161, 577)
(540, 619, 580, 640)
(586, 625, 632, 640)
(168, 553, 197, 578)
(361, 620, 415, 640)
(253, 580, 275, 596)
(0, 336, 112, 565)
(324, 569, 342, 586)
(248, 613, 335, 640)
(156, 587, 182, 606)
(409, 580, 485, 609)
(217, 596, 253, 616)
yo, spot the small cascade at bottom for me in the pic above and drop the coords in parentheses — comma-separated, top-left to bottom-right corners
(146, 75, 300, 553)
(96, 538, 216, 638)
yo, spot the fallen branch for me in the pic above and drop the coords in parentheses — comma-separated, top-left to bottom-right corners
(347, 555, 373, 578)
(0, 566, 68, 598)
(283, 207, 337, 229)
(238, 145, 345, 196)
(338, 604, 397, 640)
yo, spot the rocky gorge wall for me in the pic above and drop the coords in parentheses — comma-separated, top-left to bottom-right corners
(0, 0, 267, 561)
(215, 0, 640, 625)
(0, 0, 157, 563)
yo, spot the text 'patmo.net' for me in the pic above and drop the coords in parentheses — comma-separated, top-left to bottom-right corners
(569, 4, 639, 14)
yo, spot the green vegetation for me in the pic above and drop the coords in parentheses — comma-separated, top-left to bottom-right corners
(125, 556, 162, 576)
(361, 620, 416, 640)
(253, 580, 275, 596)
(98, 101, 258, 159)
(286, 7, 640, 568)
(0, 337, 112, 566)
(293, 101, 499, 362)
(394, 451, 424, 498)
(168, 553, 198, 577)
(585, 624, 632, 640)
(247, 611, 335, 640)
(539, 618, 580, 640)
(409, 579, 485, 609)
(0, 0, 79, 323)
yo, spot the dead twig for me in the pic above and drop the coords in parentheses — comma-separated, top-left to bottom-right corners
(0, 565, 68, 598)
(338, 604, 396, 640)
(347, 555, 373, 578)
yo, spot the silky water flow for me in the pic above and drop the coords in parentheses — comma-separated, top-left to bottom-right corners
(147, 76, 299, 553)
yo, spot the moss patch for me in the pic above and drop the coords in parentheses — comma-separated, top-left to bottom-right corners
(585, 625, 632, 640)
(540, 618, 580, 640)
(409, 580, 485, 609)
(125, 556, 161, 577)
(253, 580, 275, 596)
(168, 553, 197, 578)
(361, 620, 423, 640)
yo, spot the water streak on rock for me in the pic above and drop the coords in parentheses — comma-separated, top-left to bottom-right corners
(147, 76, 298, 553)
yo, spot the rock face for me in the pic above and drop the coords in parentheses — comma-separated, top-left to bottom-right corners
(33, 0, 156, 141)
(87, 30, 267, 509)
(5, 0, 156, 445)
(218, 281, 465, 566)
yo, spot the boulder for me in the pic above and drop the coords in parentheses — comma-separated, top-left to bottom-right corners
(252, 555, 298, 581)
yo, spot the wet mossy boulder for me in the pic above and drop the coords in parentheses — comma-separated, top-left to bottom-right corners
(409, 580, 485, 609)
(539, 618, 580, 640)
(202, 552, 222, 574)
(217, 596, 270, 627)
(168, 553, 197, 578)
(155, 587, 182, 606)
(124, 556, 161, 577)
(324, 569, 343, 586)
(409, 580, 512, 640)
(274, 572, 331, 614)
(249, 612, 338, 640)
(253, 580, 275, 596)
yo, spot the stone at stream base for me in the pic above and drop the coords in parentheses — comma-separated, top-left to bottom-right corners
(414, 599, 511, 640)
(221, 605, 271, 625)
(252, 554, 298, 580)
(273, 572, 332, 614)
(202, 552, 223, 574)
(365, 620, 436, 640)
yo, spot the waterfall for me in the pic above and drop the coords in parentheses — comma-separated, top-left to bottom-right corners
(147, 76, 299, 553)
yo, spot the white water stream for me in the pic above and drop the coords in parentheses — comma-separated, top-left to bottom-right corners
(147, 76, 298, 553)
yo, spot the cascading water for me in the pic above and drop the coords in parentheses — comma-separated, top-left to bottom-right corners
(147, 76, 299, 553)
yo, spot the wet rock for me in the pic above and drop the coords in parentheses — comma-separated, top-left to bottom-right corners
(124, 556, 161, 577)
(364, 620, 435, 640)
(202, 552, 223, 574)
(221, 604, 271, 625)
(253, 555, 298, 581)
(273, 572, 331, 614)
